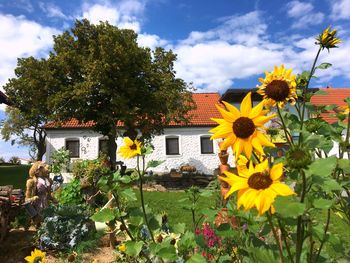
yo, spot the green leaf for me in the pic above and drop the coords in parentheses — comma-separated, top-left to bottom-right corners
(120, 188, 137, 201)
(144, 145, 154, 155)
(147, 160, 164, 169)
(274, 196, 306, 218)
(125, 241, 144, 257)
(247, 247, 279, 263)
(172, 223, 186, 234)
(187, 254, 207, 263)
(199, 190, 213, 198)
(338, 159, 350, 173)
(317, 63, 332, 70)
(313, 198, 334, 209)
(90, 208, 116, 222)
(158, 246, 177, 261)
(177, 231, 196, 251)
(305, 156, 337, 178)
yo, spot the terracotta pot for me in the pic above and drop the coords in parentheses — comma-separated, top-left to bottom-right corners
(218, 141, 227, 153)
(219, 164, 230, 175)
(218, 152, 229, 165)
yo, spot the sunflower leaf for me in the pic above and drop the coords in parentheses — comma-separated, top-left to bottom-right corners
(187, 254, 207, 263)
(274, 196, 306, 218)
(147, 160, 165, 169)
(305, 156, 337, 178)
(317, 63, 332, 69)
(125, 241, 144, 257)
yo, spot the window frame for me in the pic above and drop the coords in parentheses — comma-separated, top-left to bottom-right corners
(200, 135, 214, 154)
(98, 138, 109, 156)
(65, 139, 80, 158)
(165, 136, 180, 156)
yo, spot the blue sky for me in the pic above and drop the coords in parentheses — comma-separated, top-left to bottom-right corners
(1, 0, 350, 159)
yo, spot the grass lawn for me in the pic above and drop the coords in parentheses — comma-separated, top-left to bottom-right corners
(0, 164, 30, 189)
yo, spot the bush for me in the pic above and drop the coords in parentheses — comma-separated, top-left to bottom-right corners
(0, 157, 5, 164)
(38, 205, 95, 251)
(9, 156, 20, 165)
(72, 155, 111, 187)
(51, 147, 70, 174)
(55, 178, 85, 206)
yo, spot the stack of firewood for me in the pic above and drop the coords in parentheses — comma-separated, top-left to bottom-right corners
(0, 185, 25, 206)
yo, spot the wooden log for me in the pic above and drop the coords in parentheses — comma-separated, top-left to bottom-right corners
(0, 185, 13, 192)
(0, 191, 10, 197)
(0, 197, 10, 202)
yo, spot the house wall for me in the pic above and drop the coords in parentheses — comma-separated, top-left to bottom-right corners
(45, 127, 235, 175)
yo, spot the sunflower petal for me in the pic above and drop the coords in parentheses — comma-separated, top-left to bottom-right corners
(216, 104, 236, 122)
(224, 181, 249, 199)
(222, 101, 240, 118)
(249, 101, 264, 119)
(270, 183, 295, 196)
(270, 162, 283, 181)
(240, 92, 252, 117)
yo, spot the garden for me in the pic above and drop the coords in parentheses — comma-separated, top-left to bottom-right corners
(0, 25, 350, 263)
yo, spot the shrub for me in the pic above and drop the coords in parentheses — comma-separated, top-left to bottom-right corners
(55, 178, 85, 206)
(9, 156, 20, 165)
(51, 147, 70, 174)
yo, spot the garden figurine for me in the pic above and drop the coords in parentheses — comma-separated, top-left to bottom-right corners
(25, 161, 53, 220)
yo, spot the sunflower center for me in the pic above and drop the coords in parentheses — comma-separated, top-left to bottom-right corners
(130, 144, 137, 150)
(248, 172, 272, 190)
(290, 149, 306, 160)
(265, 80, 290, 101)
(232, 117, 255, 139)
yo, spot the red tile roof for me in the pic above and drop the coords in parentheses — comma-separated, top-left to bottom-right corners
(45, 92, 222, 129)
(310, 88, 350, 123)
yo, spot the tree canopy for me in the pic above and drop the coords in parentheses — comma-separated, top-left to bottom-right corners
(1, 57, 54, 160)
(49, 19, 195, 167)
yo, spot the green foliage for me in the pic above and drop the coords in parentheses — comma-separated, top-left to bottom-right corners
(50, 147, 70, 174)
(48, 19, 195, 166)
(55, 178, 84, 206)
(8, 156, 20, 165)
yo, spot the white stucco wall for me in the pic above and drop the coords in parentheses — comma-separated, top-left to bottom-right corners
(45, 127, 235, 175)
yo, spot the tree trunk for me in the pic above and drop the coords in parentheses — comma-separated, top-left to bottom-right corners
(34, 127, 46, 161)
(108, 129, 117, 171)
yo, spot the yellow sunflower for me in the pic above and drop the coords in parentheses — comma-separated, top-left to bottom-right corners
(236, 154, 266, 173)
(117, 137, 142, 159)
(316, 26, 341, 50)
(257, 65, 297, 108)
(210, 92, 275, 158)
(24, 248, 46, 263)
(118, 243, 126, 253)
(219, 159, 295, 215)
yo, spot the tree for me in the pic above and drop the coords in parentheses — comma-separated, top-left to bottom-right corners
(49, 19, 195, 168)
(1, 57, 54, 160)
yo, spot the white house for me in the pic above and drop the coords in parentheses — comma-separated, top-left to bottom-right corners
(44, 88, 350, 176)
(45, 93, 233, 175)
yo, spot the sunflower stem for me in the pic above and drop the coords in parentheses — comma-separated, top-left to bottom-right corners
(277, 106, 294, 146)
(277, 218, 295, 263)
(299, 47, 322, 145)
(267, 210, 284, 263)
(137, 155, 155, 243)
(314, 209, 331, 263)
(296, 170, 307, 263)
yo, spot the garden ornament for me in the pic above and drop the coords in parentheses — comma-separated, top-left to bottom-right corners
(25, 161, 53, 220)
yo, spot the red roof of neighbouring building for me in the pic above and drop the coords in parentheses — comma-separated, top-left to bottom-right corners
(45, 92, 222, 129)
(310, 87, 350, 123)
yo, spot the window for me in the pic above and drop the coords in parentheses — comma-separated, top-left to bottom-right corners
(66, 139, 80, 158)
(99, 139, 109, 156)
(200, 136, 214, 154)
(166, 137, 179, 155)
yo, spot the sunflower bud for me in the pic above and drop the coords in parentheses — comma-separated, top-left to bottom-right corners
(316, 27, 341, 50)
(286, 146, 312, 169)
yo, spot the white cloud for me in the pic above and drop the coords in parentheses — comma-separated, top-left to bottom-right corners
(81, 0, 145, 32)
(331, 0, 350, 20)
(39, 2, 69, 20)
(0, 14, 59, 110)
(287, 1, 313, 17)
(181, 11, 267, 46)
(286, 1, 324, 29)
(137, 33, 168, 49)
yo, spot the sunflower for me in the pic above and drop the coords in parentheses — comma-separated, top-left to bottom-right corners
(210, 92, 275, 158)
(219, 159, 295, 215)
(236, 154, 266, 173)
(117, 137, 142, 159)
(118, 243, 126, 253)
(24, 248, 46, 263)
(316, 26, 341, 50)
(257, 65, 297, 108)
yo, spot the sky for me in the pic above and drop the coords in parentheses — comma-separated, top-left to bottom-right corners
(0, 0, 350, 159)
